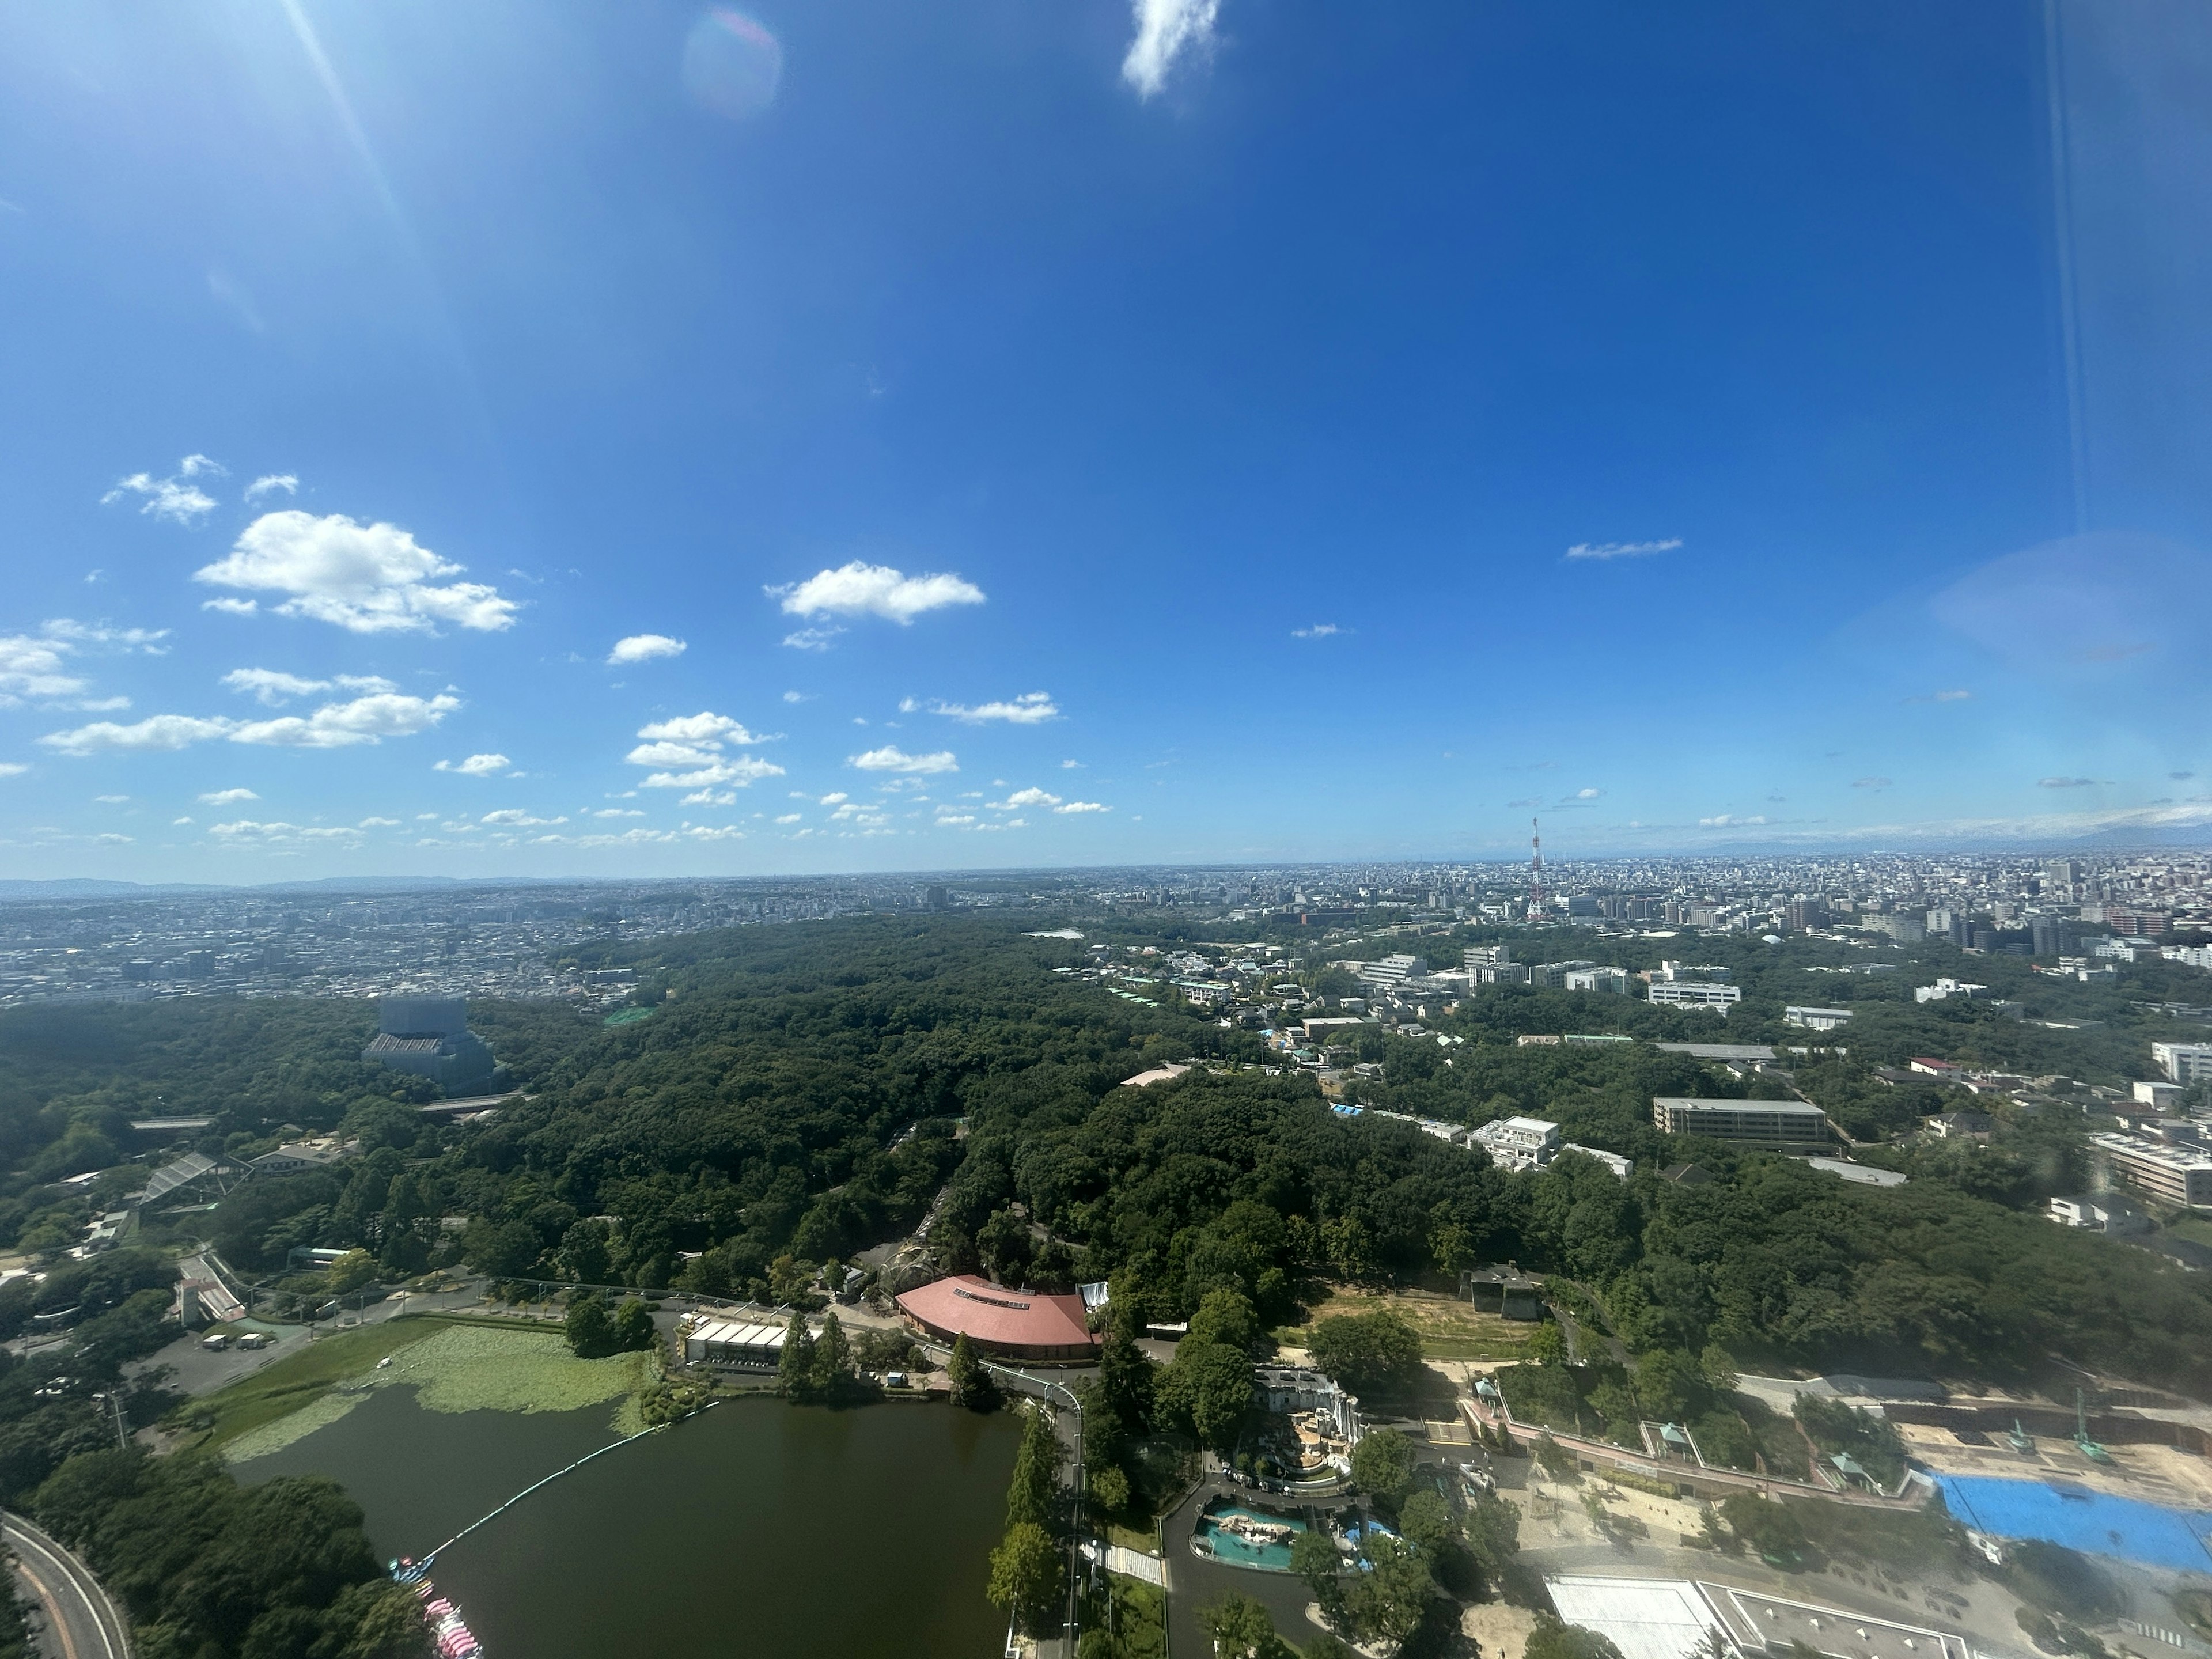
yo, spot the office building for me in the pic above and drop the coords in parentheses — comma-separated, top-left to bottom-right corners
(1646, 981, 1741, 1013)
(2090, 1132, 2212, 1210)
(1783, 1005, 1853, 1031)
(1652, 1097, 1831, 1149)
(2047, 1195, 2152, 1236)
(1474, 1115, 1562, 1172)
(2152, 1042, 2212, 1086)
(2044, 859, 2082, 895)
(1565, 966, 1631, 994)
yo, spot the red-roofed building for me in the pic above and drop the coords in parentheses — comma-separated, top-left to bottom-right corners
(895, 1275, 1097, 1363)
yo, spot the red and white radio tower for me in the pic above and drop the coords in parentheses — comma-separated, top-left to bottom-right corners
(1528, 816, 1544, 921)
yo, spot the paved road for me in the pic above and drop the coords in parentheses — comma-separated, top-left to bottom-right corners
(6, 1512, 129, 1659)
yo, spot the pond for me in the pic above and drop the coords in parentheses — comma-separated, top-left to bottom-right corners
(237, 1386, 1022, 1659)
(1196, 1501, 1310, 1571)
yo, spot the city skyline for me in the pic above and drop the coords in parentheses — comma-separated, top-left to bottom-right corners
(5, 2, 2212, 881)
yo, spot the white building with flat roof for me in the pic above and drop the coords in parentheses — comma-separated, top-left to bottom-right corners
(1474, 1115, 1561, 1172)
(1784, 1005, 1854, 1031)
(1653, 1097, 1831, 1149)
(2091, 1131, 2212, 1209)
(2150, 1041, 2212, 1085)
(1647, 981, 1741, 1013)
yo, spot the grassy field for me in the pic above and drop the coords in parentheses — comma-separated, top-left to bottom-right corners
(1274, 1285, 1535, 1362)
(189, 1315, 657, 1461)
(182, 1319, 446, 1453)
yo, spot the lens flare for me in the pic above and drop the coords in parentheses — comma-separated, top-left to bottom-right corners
(683, 9, 783, 119)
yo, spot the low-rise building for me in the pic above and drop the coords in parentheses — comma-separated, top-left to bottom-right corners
(2048, 1194, 2153, 1236)
(1648, 982, 1742, 1014)
(2133, 1079, 2185, 1111)
(1915, 978, 1990, 1003)
(1474, 1115, 1561, 1172)
(895, 1274, 1099, 1362)
(1927, 1110, 1995, 1138)
(1783, 1005, 1853, 1031)
(681, 1316, 790, 1368)
(1652, 1097, 1831, 1150)
(1559, 1143, 1634, 1180)
(1565, 967, 1631, 994)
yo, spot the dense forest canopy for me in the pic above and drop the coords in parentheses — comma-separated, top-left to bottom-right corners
(5, 912, 2210, 1403)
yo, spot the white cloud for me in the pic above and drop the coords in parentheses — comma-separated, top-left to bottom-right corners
(94, 833, 133, 844)
(636, 711, 770, 746)
(482, 809, 566, 827)
(850, 745, 957, 774)
(998, 786, 1061, 809)
(639, 757, 783, 790)
(198, 788, 259, 805)
(935, 812, 975, 826)
(608, 633, 687, 665)
(93, 794, 128, 804)
(359, 816, 400, 827)
(1699, 813, 1770, 828)
(221, 667, 396, 706)
(1054, 800, 1110, 813)
(0, 634, 87, 702)
(782, 690, 810, 702)
(1565, 537, 1683, 562)
(206, 819, 364, 844)
(229, 692, 459, 748)
(40, 691, 456, 756)
(0, 620, 171, 706)
(2039, 776, 2101, 789)
(592, 808, 646, 818)
(926, 691, 1058, 725)
(434, 753, 511, 777)
(39, 715, 234, 755)
(770, 561, 985, 625)
(1122, 0, 1218, 97)
(0, 763, 28, 779)
(682, 789, 737, 806)
(684, 824, 744, 840)
(819, 791, 849, 806)
(1061, 759, 1082, 769)
(103, 456, 223, 524)
(774, 812, 802, 824)
(172, 815, 192, 824)
(1291, 623, 1340, 639)
(245, 474, 299, 501)
(781, 626, 843, 652)
(194, 512, 518, 634)
(202, 597, 259, 616)
(1575, 787, 1603, 799)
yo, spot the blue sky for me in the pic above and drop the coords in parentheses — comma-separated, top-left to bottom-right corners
(3, 1, 2209, 881)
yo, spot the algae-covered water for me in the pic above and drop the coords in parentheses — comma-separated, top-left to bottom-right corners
(236, 1385, 1022, 1659)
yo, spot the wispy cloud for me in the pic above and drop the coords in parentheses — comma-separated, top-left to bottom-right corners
(1122, 0, 1218, 97)
(1291, 623, 1341, 639)
(850, 745, 957, 775)
(1565, 536, 1681, 562)
(103, 455, 224, 524)
(222, 668, 396, 706)
(1850, 777, 1892, 790)
(245, 474, 298, 501)
(1904, 688, 1973, 704)
(1699, 813, 1770, 827)
(198, 788, 259, 805)
(2037, 775, 2102, 789)
(607, 632, 686, 665)
(919, 691, 1058, 725)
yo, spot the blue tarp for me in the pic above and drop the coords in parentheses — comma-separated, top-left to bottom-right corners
(1934, 1475, 2212, 1574)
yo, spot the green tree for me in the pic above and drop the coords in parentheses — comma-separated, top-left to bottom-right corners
(1290, 1529, 1348, 1632)
(564, 1294, 615, 1358)
(986, 1521, 1062, 1633)
(1718, 1492, 1805, 1559)
(1525, 1616, 1626, 1659)
(325, 1249, 379, 1296)
(612, 1299, 657, 1354)
(1349, 1427, 1414, 1501)
(1525, 1320, 1569, 1367)
(779, 1312, 817, 1397)
(1092, 1309, 1156, 1456)
(1344, 1533, 1431, 1647)
(811, 1309, 853, 1393)
(1007, 1406, 1062, 1531)
(1306, 1312, 1423, 1397)
(1158, 1341, 1252, 1453)
(1464, 1487, 1522, 1578)
(1187, 1288, 1260, 1353)
(1089, 1464, 1131, 1514)
(1399, 1488, 1460, 1558)
(1199, 1593, 1295, 1659)
(949, 1331, 998, 1411)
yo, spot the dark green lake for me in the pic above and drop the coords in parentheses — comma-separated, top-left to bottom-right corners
(237, 1388, 1021, 1659)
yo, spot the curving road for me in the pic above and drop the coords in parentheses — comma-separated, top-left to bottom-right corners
(6, 1512, 130, 1659)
